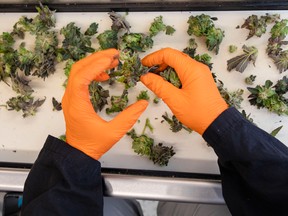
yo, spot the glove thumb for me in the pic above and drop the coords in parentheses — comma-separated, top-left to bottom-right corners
(109, 100, 149, 139)
(140, 73, 182, 102)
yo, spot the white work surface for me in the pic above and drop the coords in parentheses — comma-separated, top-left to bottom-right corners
(0, 11, 288, 175)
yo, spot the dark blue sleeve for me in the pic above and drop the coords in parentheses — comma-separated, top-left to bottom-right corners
(203, 107, 288, 216)
(21, 135, 103, 216)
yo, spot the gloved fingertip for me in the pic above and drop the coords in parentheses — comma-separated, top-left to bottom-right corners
(96, 72, 110, 81)
(135, 99, 149, 109)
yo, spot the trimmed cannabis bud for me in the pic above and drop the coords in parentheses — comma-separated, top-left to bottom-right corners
(267, 19, 288, 73)
(106, 90, 129, 114)
(149, 143, 175, 166)
(241, 14, 280, 40)
(59, 22, 95, 61)
(137, 90, 150, 101)
(227, 45, 258, 73)
(120, 33, 153, 52)
(127, 118, 175, 166)
(6, 94, 46, 118)
(127, 129, 154, 156)
(162, 112, 192, 133)
(29, 30, 58, 79)
(149, 16, 176, 37)
(245, 75, 256, 85)
(274, 76, 288, 95)
(89, 81, 110, 112)
(160, 67, 181, 88)
(0, 32, 16, 83)
(12, 3, 55, 35)
(247, 80, 288, 115)
(110, 50, 150, 89)
(97, 30, 118, 50)
(187, 14, 224, 54)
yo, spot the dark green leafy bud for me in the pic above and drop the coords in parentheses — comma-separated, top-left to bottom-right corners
(106, 90, 129, 114)
(97, 30, 118, 50)
(6, 94, 46, 118)
(149, 16, 166, 37)
(150, 143, 175, 166)
(89, 81, 110, 112)
(120, 33, 153, 52)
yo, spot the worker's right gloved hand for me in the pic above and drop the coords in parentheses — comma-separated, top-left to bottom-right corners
(141, 48, 228, 135)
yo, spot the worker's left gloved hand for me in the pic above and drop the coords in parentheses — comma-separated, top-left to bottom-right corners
(62, 49, 148, 160)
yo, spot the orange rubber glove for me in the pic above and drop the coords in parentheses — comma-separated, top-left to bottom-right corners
(62, 49, 148, 160)
(141, 48, 228, 135)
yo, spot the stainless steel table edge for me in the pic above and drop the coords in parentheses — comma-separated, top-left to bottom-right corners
(0, 168, 224, 204)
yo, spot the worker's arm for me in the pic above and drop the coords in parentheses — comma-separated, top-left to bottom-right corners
(141, 48, 288, 216)
(21, 49, 148, 216)
(203, 107, 288, 216)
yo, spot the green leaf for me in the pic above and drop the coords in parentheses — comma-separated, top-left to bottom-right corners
(270, 125, 283, 137)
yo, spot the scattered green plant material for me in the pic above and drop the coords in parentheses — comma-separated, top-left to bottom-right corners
(137, 90, 150, 101)
(106, 90, 129, 114)
(59, 134, 66, 142)
(52, 97, 62, 111)
(127, 118, 175, 166)
(149, 15, 175, 37)
(12, 3, 56, 36)
(11, 73, 33, 95)
(245, 75, 256, 85)
(182, 38, 213, 70)
(247, 80, 288, 115)
(89, 81, 110, 112)
(153, 97, 160, 104)
(187, 14, 224, 54)
(229, 45, 237, 53)
(6, 94, 46, 117)
(227, 45, 258, 73)
(274, 76, 288, 94)
(142, 118, 154, 134)
(162, 112, 192, 133)
(241, 14, 280, 40)
(270, 125, 283, 137)
(267, 19, 288, 73)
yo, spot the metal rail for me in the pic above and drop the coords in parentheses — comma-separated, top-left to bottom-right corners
(0, 168, 224, 204)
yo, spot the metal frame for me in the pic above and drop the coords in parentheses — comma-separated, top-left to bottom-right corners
(0, 168, 224, 204)
(0, 1, 288, 12)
